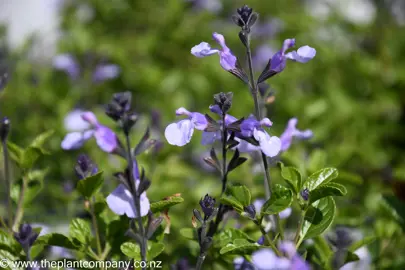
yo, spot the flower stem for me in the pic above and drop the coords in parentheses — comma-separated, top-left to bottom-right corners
(13, 175, 27, 231)
(196, 254, 206, 270)
(294, 210, 306, 247)
(124, 133, 147, 268)
(255, 220, 282, 257)
(196, 222, 208, 270)
(208, 114, 228, 237)
(2, 140, 13, 230)
(221, 113, 228, 194)
(244, 32, 272, 199)
(90, 197, 102, 256)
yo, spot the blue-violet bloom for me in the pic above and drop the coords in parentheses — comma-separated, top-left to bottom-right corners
(106, 160, 150, 218)
(191, 32, 237, 71)
(237, 115, 281, 157)
(61, 111, 118, 152)
(280, 118, 313, 152)
(92, 64, 120, 83)
(53, 54, 80, 80)
(270, 39, 316, 73)
(165, 107, 208, 146)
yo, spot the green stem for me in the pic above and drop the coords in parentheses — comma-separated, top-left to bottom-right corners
(124, 133, 147, 268)
(221, 113, 227, 195)
(196, 254, 206, 270)
(13, 175, 27, 231)
(255, 220, 282, 257)
(90, 197, 102, 256)
(294, 210, 306, 247)
(275, 215, 284, 241)
(245, 33, 272, 199)
(2, 141, 13, 230)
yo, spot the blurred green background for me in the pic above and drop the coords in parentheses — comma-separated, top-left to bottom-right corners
(1, 0, 405, 268)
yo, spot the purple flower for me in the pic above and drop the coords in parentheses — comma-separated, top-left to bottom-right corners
(164, 107, 208, 146)
(61, 111, 118, 153)
(269, 39, 316, 73)
(106, 160, 150, 218)
(237, 115, 281, 158)
(53, 54, 80, 80)
(53, 54, 119, 82)
(191, 32, 237, 71)
(92, 64, 120, 83)
(234, 241, 310, 270)
(187, 0, 222, 13)
(280, 118, 313, 152)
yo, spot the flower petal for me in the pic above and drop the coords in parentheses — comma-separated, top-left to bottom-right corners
(164, 119, 194, 146)
(201, 131, 221, 145)
(253, 129, 281, 157)
(81, 111, 99, 126)
(212, 32, 237, 71)
(92, 64, 120, 82)
(285, 46, 316, 63)
(61, 131, 93, 150)
(191, 42, 219, 57)
(279, 207, 292, 219)
(106, 184, 137, 218)
(93, 125, 118, 153)
(53, 54, 80, 79)
(191, 112, 208, 130)
(64, 109, 90, 132)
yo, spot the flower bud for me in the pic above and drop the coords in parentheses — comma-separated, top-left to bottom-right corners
(0, 117, 10, 142)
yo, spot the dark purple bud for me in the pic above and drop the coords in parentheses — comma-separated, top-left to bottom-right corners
(105, 91, 134, 124)
(236, 5, 254, 27)
(75, 154, 97, 179)
(199, 194, 216, 219)
(213, 92, 233, 114)
(14, 224, 39, 250)
(300, 188, 310, 201)
(0, 117, 10, 142)
(243, 204, 256, 219)
(257, 236, 265, 245)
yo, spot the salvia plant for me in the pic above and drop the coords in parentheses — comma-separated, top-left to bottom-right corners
(3, 3, 404, 270)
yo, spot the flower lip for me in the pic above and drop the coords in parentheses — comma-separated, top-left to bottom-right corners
(175, 107, 191, 116)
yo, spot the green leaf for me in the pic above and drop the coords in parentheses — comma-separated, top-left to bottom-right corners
(228, 184, 251, 206)
(348, 236, 377, 252)
(312, 236, 334, 265)
(121, 242, 141, 260)
(179, 228, 196, 241)
(11, 176, 44, 206)
(6, 141, 23, 163)
(299, 197, 336, 244)
(261, 184, 293, 216)
(279, 162, 302, 193)
(0, 249, 23, 270)
(309, 182, 347, 203)
(30, 243, 45, 259)
(148, 242, 165, 260)
(344, 251, 360, 264)
(0, 229, 21, 254)
(150, 196, 184, 213)
(20, 146, 42, 169)
(214, 228, 254, 249)
(69, 218, 92, 245)
(303, 168, 338, 191)
(382, 195, 405, 230)
(76, 171, 104, 198)
(219, 196, 244, 212)
(219, 238, 260, 255)
(36, 233, 77, 250)
(30, 130, 54, 154)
